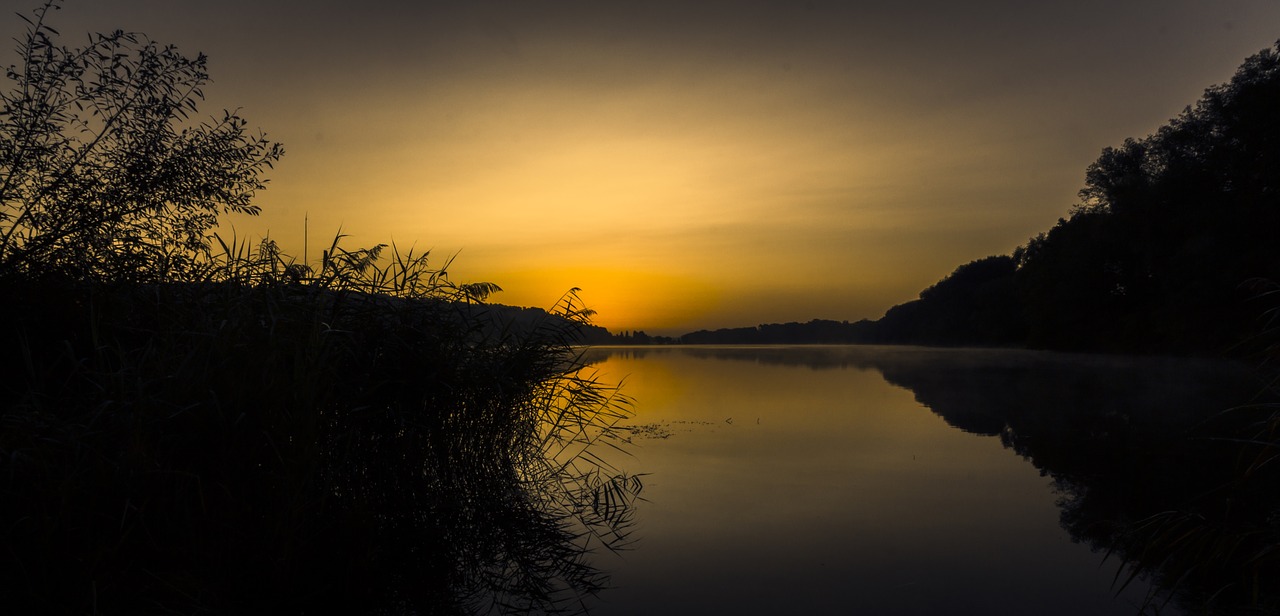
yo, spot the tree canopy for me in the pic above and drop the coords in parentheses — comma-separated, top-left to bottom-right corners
(0, 1, 283, 283)
(860, 40, 1280, 354)
(1015, 40, 1280, 352)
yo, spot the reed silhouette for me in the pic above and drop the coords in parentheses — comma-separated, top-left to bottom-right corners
(0, 4, 640, 613)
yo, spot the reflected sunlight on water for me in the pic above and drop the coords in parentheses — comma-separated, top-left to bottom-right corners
(577, 346, 1260, 616)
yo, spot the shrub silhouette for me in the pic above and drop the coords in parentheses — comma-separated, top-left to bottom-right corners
(0, 1, 283, 282)
(0, 4, 638, 613)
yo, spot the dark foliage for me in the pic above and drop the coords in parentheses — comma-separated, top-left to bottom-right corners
(0, 5, 638, 614)
(856, 41, 1280, 355)
(0, 2, 283, 283)
(679, 318, 877, 345)
(0, 276, 638, 615)
(868, 256, 1024, 347)
(484, 302, 619, 345)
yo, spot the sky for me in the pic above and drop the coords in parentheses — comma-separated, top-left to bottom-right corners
(12, 0, 1280, 334)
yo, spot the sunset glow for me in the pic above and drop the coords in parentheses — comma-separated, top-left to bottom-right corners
(33, 0, 1280, 333)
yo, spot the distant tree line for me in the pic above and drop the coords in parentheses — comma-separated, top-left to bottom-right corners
(678, 319, 875, 345)
(583, 328, 680, 345)
(616, 41, 1280, 355)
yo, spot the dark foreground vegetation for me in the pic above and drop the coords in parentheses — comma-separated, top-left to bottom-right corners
(1, 4, 638, 613)
(1, 249, 641, 615)
(676, 41, 1280, 357)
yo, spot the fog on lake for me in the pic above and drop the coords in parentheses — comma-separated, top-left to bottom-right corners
(575, 345, 1266, 616)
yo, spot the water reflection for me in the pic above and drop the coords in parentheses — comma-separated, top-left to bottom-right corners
(583, 345, 1276, 615)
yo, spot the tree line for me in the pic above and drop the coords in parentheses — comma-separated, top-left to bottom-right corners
(640, 41, 1280, 355)
(883, 41, 1280, 355)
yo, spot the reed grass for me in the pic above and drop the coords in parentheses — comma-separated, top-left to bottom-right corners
(1104, 278, 1280, 615)
(0, 232, 640, 614)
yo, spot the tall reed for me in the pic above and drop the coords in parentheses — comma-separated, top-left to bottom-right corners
(0, 232, 640, 614)
(1103, 278, 1280, 614)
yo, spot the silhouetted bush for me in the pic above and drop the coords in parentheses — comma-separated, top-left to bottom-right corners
(0, 5, 638, 613)
(0, 2, 283, 283)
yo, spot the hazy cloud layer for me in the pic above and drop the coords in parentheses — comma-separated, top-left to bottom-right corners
(21, 0, 1280, 332)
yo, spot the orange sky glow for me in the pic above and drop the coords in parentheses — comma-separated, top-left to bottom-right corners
(23, 1, 1280, 334)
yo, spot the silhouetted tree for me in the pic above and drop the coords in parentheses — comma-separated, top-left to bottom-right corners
(869, 255, 1023, 346)
(861, 41, 1280, 354)
(1014, 212, 1134, 351)
(1015, 41, 1280, 353)
(0, 1, 283, 283)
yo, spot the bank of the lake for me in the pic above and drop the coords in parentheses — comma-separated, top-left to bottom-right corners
(0, 276, 639, 614)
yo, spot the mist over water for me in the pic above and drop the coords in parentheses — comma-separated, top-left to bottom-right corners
(579, 345, 1263, 616)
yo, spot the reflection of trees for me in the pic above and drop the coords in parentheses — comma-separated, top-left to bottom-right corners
(586, 345, 1277, 613)
(868, 349, 1277, 614)
(321, 379, 644, 616)
(2, 286, 642, 615)
(437, 457, 644, 615)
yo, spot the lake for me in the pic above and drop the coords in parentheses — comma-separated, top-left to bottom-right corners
(570, 345, 1266, 616)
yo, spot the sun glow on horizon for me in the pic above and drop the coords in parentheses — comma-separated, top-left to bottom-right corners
(143, 0, 1280, 335)
(458, 265, 725, 334)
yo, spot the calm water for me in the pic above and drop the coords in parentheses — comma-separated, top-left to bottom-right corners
(575, 345, 1262, 616)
